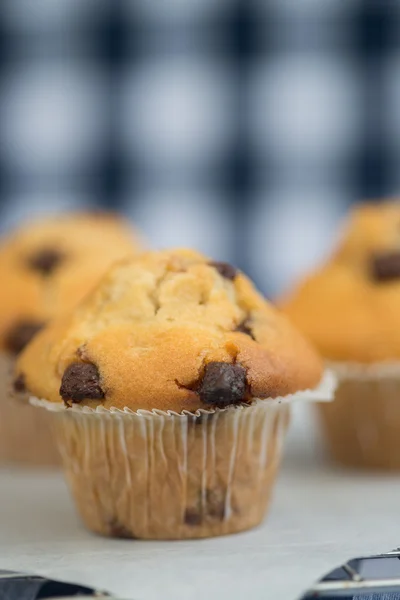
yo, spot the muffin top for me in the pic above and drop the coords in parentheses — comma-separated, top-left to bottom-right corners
(282, 202, 400, 363)
(16, 248, 323, 413)
(0, 212, 141, 356)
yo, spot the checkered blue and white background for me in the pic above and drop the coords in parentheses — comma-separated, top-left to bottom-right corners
(0, 0, 399, 297)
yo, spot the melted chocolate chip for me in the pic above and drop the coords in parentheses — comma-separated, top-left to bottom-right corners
(184, 489, 226, 526)
(235, 319, 255, 340)
(60, 362, 104, 405)
(371, 251, 400, 282)
(5, 320, 45, 355)
(13, 373, 26, 393)
(108, 519, 135, 539)
(184, 509, 203, 526)
(27, 248, 65, 276)
(209, 261, 238, 281)
(198, 362, 248, 407)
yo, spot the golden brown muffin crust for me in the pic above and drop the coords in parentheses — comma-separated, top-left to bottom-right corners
(282, 201, 400, 363)
(0, 212, 141, 354)
(16, 248, 323, 412)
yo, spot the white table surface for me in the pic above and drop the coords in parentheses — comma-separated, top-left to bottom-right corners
(1, 403, 400, 600)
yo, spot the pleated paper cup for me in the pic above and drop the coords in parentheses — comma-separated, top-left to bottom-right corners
(31, 370, 335, 540)
(318, 362, 400, 470)
(0, 352, 60, 467)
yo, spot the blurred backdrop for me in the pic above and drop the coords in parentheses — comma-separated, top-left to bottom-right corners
(0, 0, 399, 296)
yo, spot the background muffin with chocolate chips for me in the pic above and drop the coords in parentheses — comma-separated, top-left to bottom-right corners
(0, 211, 142, 466)
(16, 248, 334, 539)
(282, 201, 400, 469)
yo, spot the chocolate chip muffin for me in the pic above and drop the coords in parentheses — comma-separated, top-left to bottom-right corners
(282, 201, 400, 469)
(16, 248, 334, 538)
(0, 211, 141, 467)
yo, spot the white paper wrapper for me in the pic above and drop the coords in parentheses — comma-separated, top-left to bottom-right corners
(319, 361, 400, 470)
(31, 370, 335, 539)
(0, 352, 60, 467)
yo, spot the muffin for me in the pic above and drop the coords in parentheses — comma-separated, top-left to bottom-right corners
(16, 249, 334, 539)
(0, 212, 141, 466)
(282, 201, 400, 469)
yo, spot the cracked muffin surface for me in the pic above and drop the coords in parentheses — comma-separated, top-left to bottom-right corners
(0, 212, 141, 355)
(16, 248, 323, 412)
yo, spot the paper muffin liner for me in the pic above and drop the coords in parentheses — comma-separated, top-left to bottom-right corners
(0, 352, 60, 467)
(31, 370, 335, 540)
(318, 361, 400, 470)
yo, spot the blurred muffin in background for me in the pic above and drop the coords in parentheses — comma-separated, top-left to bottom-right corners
(282, 201, 400, 469)
(0, 211, 142, 467)
(15, 248, 334, 539)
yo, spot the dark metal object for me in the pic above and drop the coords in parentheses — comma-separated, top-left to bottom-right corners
(0, 571, 110, 600)
(300, 549, 400, 598)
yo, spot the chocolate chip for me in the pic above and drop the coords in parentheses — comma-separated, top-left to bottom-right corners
(27, 248, 65, 276)
(184, 489, 226, 526)
(60, 362, 104, 405)
(371, 251, 400, 282)
(13, 373, 26, 393)
(184, 509, 203, 526)
(108, 519, 135, 539)
(235, 319, 255, 340)
(5, 320, 45, 355)
(209, 261, 238, 281)
(198, 362, 248, 407)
